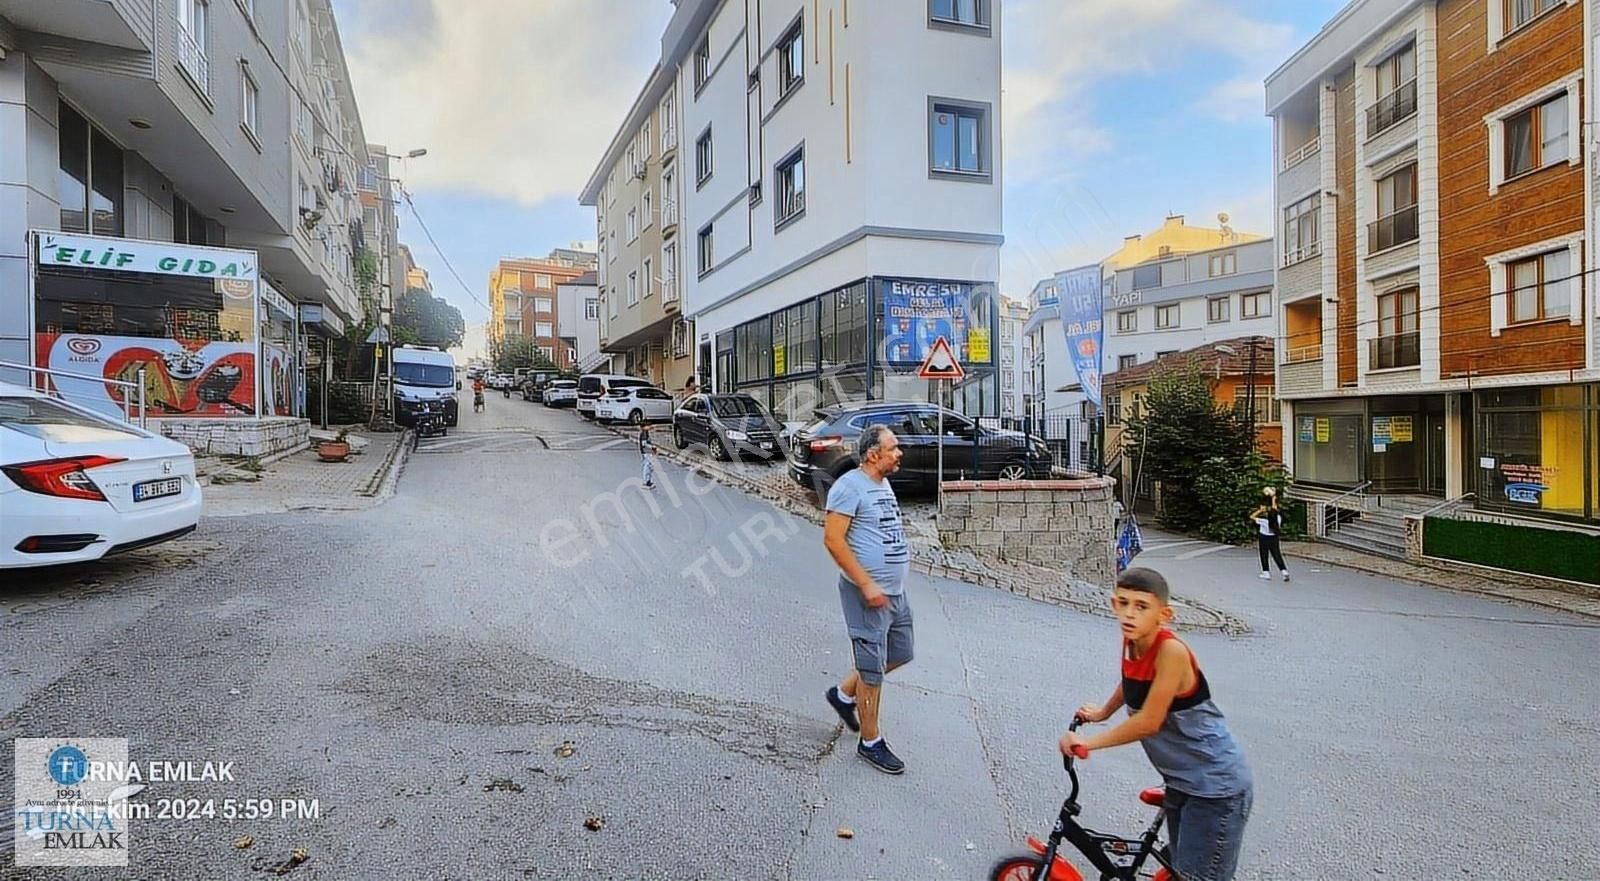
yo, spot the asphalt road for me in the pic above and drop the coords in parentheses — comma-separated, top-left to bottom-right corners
(2, 394, 1597, 879)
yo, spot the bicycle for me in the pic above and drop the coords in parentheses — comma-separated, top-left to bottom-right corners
(989, 717, 1177, 881)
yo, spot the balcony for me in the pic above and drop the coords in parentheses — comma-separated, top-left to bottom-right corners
(1282, 241, 1322, 268)
(662, 198, 679, 229)
(662, 124, 678, 154)
(662, 275, 679, 304)
(1284, 342, 1323, 364)
(1366, 80, 1416, 138)
(1281, 137, 1320, 171)
(1367, 205, 1418, 253)
(177, 24, 208, 93)
(1369, 332, 1420, 370)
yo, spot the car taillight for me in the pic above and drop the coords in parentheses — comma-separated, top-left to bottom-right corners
(2, 456, 126, 501)
(809, 436, 843, 453)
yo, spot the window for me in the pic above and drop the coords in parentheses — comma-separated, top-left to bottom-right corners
(56, 103, 124, 236)
(1505, 92, 1568, 180)
(1373, 287, 1420, 369)
(585, 299, 599, 320)
(929, 100, 989, 178)
(642, 189, 653, 229)
(672, 319, 689, 358)
(539, 346, 554, 362)
(177, 0, 210, 92)
(1233, 387, 1281, 425)
(295, 0, 309, 57)
(661, 167, 677, 225)
(359, 164, 378, 190)
(609, 287, 618, 318)
(1509, 249, 1573, 323)
(534, 321, 554, 338)
(240, 64, 259, 141)
(1107, 395, 1123, 425)
(930, 0, 989, 28)
(627, 271, 639, 307)
(641, 117, 652, 160)
(662, 241, 678, 302)
(1368, 42, 1416, 136)
(1117, 354, 1138, 371)
(1371, 164, 1419, 252)
(778, 18, 804, 98)
(1208, 252, 1237, 277)
(1241, 292, 1269, 319)
(1116, 310, 1137, 333)
(642, 256, 653, 299)
(698, 225, 713, 274)
(694, 36, 710, 91)
(1208, 296, 1231, 323)
(1506, 0, 1564, 33)
(775, 147, 805, 227)
(661, 92, 676, 152)
(696, 127, 713, 185)
(535, 297, 553, 313)
(626, 207, 638, 243)
(1282, 194, 1320, 265)
(1132, 264, 1162, 290)
(1155, 304, 1179, 330)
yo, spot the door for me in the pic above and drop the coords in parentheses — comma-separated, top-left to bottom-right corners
(1425, 411, 1447, 495)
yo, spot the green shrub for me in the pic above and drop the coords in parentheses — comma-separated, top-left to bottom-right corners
(1424, 517, 1599, 585)
(1191, 452, 1299, 544)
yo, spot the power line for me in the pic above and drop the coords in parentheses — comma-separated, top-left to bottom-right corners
(398, 188, 492, 316)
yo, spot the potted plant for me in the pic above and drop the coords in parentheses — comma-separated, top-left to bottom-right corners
(316, 429, 351, 462)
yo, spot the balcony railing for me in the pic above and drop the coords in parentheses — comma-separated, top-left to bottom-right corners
(662, 276, 679, 304)
(1281, 136, 1320, 171)
(1366, 79, 1417, 137)
(662, 124, 677, 154)
(1282, 241, 1322, 267)
(1285, 342, 1323, 364)
(177, 25, 209, 93)
(1368, 204, 1419, 253)
(1369, 332, 1420, 370)
(662, 198, 678, 228)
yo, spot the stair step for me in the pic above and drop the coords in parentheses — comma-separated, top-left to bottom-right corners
(1322, 531, 1408, 560)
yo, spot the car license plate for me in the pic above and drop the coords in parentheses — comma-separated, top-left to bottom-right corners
(133, 477, 182, 502)
(760, 442, 774, 450)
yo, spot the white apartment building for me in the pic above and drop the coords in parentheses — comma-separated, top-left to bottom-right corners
(660, 0, 1004, 420)
(998, 297, 1029, 417)
(0, 0, 368, 454)
(558, 271, 605, 374)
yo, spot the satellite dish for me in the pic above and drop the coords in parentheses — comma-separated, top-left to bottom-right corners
(1218, 212, 1230, 225)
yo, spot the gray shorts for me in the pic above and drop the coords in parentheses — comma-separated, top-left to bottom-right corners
(838, 578, 914, 685)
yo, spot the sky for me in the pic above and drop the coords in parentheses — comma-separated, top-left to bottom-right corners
(331, 0, 1350, 359)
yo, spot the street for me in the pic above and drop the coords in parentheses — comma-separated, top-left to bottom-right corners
(3, 396, 1597, 880)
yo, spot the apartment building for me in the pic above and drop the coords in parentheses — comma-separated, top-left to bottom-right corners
(400, 243, 429, 294)
(488, 248, 597, 369)
(558, 271, 605, 374)
(998, 298, 1029, 417)
(358, 144, 404, 313)
(1268, 0, 1599, 527)
(1, 0, 368, 453)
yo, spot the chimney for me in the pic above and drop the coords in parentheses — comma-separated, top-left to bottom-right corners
(1164, 214, 1186, 227)
(1124, 234, 1142, 245)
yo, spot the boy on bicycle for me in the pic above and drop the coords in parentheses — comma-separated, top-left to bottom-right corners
(1060, 567, 1253, 881)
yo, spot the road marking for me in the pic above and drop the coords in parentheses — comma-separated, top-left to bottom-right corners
(1174, 544, 1237, 560)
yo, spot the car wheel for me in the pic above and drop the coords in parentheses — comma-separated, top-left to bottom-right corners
(630, 409, 644, 425)
(710, 434, 730, 462)
(673, 425, 687, 449)
(998, 462, 1031, 481)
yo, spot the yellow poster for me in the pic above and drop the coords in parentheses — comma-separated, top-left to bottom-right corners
(773, 344, 785, 375)
(1390, 415, 1413, 442)
(1315, 417, 1331, 443)
(968, 328, 991, 363)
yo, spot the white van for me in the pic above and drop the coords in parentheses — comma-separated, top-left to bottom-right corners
(576, 373, 652, 419)
(392, 346, 459, 426)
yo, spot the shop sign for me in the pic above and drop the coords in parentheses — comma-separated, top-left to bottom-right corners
(1297, 416, 1315, 443)
(879, 279, 982, 366)
(968, 327, 991, 362)
(1499, 463, 1553, 504)
(1372, 416, 1392, 444)
(1390, 415, 1413, 442)
(1055, 265, 1104, 410)
(1315, 417, 1331, 443)
(36, 231, 258, 281)
(261, 281, 295, 319)
(773, 343, 786, 375)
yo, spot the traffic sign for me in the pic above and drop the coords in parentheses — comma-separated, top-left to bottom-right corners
(917, 336, 965, 381)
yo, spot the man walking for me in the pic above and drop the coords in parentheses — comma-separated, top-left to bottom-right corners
(823, 424, 913, 774)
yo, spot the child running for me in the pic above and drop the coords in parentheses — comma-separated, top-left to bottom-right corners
(638, 422, 657, 489)
(1060, 567, 1253, 881)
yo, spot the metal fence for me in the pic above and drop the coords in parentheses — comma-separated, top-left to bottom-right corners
(973, 413, 1097, 477)
(1, 360, 147, 427)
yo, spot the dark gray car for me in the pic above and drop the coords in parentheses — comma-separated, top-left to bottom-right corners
(672, 394, 784, 462)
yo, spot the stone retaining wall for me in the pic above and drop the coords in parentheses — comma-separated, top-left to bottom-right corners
(155, 417, 309, 458)
(937, 477, 1117, 591)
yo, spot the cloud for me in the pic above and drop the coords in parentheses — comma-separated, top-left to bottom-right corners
(340, 0, 671, 206)
(1201, 75, 1269, 122)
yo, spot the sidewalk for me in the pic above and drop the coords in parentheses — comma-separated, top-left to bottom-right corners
(199, 429, 409, 517)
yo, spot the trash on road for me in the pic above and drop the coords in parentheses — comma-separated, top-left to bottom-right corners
(584, 815, 605, 831)
(555, 741, 577, 758)
(233, 835, 253, 849)
(836, 827, 855, 839)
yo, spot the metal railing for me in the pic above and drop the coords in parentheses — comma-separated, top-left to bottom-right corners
(1369, 331, 1420, 370)
(1366, 79, 1416, 137)
(177, 25, 209, 93)
(1321, 480, 1373, 534)
(1281, 136, 1320, 170)
(1281, 241, 1321, 267)
(1368, 204, 1418, 253)
(1284, 342, 1323, 363)
(1418, 492, 1474, 518)
(1, 360, 147, 427)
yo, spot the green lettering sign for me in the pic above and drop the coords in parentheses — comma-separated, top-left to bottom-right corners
(54, 247, 75, 263)
(158, 257, 179, 271)
(197, 260, 216, 274)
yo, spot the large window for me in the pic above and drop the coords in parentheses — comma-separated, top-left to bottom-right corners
(536, 322, 554, 338)
(1370, 164, 1418, 252)
(1241, 292, 1269, 319)
(1208, 252, 1237, 277)
(627, 271, 639, 307)
(1476, 385, 1596, 522)
(1505, 0, 1565, 33)
(1118, 354, 1138, 371)
(1116, 310, 1137, 333)
(1208, 296, 1231, 324)
(1505, 93, 1568, 180)
(929, 100, 990, 178)
(177, 0, 210, 92)
(1282, 194, 1320, 265)
(775, 147, 805, 227)
(777, 18, 804, 98)
(1373, 287, 1420, 369)
(585, 299, 599, 320)
(1132, 264, 1161, 291)
(240, 64, 259, 141)
(1508, 248, 1572, 323)
(695, 127, 713, 185)
(57, 103, 123, 236)
(694, 36, 710, 91)
(1368, 42, 1416, 136)
(697, 225, 714, 275)
(662, 241, 679, 302)
(930, 0, 989, 28)
(1155, 304, 1179, 330)
(642, 256, 653, 299)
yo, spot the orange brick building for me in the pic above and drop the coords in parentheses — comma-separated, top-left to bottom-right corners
(488, 249, 597, 370)
(1268, 0, 1599, 527)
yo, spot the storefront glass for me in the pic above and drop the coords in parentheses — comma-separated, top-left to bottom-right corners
(33, 231, 262, 419)
(260, 283, 300, 418)
(1291, 400, 1364, 486)
(1475, 385, 1596, 522)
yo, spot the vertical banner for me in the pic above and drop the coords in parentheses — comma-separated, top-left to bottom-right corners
(1055, 265, 1104, 411)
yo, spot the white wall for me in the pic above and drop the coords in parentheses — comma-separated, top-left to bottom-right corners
(559, 281, 600, 369)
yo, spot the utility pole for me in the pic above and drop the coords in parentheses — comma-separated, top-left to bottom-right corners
(1245, 336, 1259, 452)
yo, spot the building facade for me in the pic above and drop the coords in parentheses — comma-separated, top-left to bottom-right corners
(1268, 0, 1599, 526)
(558, 271, 605, 374)
(359, 143, 403, 315)
(488, 249, 596, 369)
(1, 0, 368, 453)
(999, 298, 1029, 417)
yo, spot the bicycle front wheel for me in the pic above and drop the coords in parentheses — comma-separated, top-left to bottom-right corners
(989, 852, 1085, 881)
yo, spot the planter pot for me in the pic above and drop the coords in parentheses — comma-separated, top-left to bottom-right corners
(316, 441, 351, 462)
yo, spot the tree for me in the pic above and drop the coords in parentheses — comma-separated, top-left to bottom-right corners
(494, 336, 558, 374)
(395, 286, 465, 351)
(1124, 363, 1251, 534)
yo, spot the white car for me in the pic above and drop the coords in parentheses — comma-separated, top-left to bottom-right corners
(594, 386, 675, 424)
(0, 382, 202, 568)
(542, 380, 577, 407)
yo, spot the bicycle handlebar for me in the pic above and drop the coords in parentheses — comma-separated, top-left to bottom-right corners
(1061, 716, 1090, 770)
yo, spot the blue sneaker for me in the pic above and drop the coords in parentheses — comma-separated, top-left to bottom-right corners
(826, 686, 860, 732)
(857, 739, 905, 775)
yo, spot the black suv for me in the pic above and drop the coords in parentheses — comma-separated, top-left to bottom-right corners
(788, 401, 1050, 495)
(673, 394, 785, 462)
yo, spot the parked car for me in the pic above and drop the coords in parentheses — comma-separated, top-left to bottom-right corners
(673, 393, 784, 462)
(542, 380, 578, 408)
(0, 382, 202, 569)
(788, 401, 1051, 495)
(576, 374, 652, 419)
(594, 386, 675, 424)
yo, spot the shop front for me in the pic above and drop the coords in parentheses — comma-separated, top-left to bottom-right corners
(30, 230, 308, 456)
(1290, 394, 1448, 494)
(1473, 384, 1598, 524)
(711, 276, 999, 425)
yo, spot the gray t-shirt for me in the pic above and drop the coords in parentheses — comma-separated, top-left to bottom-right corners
(825, 468, 911, 596)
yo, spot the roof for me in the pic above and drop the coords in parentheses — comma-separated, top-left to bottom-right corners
(1102, 336, 1276, 391)
(567, 270, 598, 286)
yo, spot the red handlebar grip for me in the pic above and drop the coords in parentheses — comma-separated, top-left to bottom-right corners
(1071, 745, 1089, 759)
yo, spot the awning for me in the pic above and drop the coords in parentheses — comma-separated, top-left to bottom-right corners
(298, 303, 346, 338)
(1022, 304, 1059, 337)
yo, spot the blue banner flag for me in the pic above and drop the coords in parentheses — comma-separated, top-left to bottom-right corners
(1116, 516, 1144, 573)
(1055, 265, 1104, 411)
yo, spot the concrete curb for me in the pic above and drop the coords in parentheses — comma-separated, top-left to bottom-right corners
(196, 441, 310, 487)
(361, 432, 412, 500)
